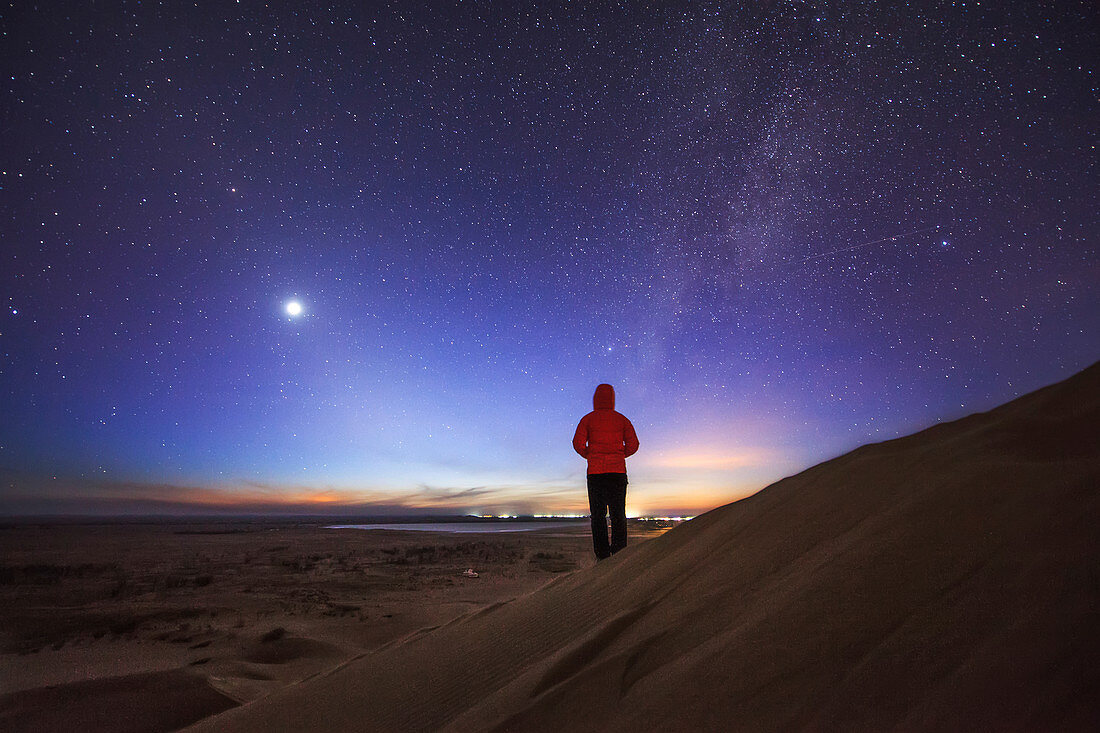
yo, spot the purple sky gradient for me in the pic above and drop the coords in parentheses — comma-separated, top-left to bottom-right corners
(2, 1, 1096, 516)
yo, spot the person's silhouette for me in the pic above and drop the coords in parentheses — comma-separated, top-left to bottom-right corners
(572, 384, 639, 559)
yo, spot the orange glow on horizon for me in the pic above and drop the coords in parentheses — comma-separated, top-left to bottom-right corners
(8, 472, 767, 518)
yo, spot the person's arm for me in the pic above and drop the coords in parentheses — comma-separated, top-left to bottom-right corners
(623, 417, 639, 457)
(572, 416, 590, 458)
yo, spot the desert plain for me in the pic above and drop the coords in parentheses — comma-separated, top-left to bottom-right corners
(0, 519, 664, 732)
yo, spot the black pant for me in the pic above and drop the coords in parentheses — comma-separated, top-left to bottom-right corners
(587, 473, 628, 559)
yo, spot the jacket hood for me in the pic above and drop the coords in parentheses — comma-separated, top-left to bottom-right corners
(593, 383, 615, 410)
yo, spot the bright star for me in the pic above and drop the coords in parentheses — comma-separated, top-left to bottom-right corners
(285, 300, 303, 317)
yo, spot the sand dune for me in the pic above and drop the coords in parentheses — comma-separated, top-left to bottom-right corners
(186, 362, 1100, 732)
(0, 668, 235, 733)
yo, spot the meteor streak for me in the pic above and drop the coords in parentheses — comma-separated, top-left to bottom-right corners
(798, 225, 943, 264)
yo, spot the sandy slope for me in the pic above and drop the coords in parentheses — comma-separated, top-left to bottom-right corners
(188, 363, 1100, 732)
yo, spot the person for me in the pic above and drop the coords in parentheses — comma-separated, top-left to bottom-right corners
(572, 383, 639, 559)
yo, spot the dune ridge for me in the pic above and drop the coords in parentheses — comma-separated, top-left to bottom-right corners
(188, 362, 1100, 732)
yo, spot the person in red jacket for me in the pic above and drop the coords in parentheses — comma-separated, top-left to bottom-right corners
(573, 383, 640, 559)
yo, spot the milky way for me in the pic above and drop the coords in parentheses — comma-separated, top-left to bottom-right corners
(2, 1, 1096, 516)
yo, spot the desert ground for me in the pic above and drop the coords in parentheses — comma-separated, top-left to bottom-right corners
(0, 520, 666, 732)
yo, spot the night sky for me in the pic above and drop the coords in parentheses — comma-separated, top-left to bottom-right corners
(2, 1, 1096, 517)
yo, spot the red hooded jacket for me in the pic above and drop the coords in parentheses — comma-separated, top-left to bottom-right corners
(573, 384, 639, 475)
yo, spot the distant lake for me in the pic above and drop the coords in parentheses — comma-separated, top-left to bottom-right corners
(326, 522, 586, 534)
